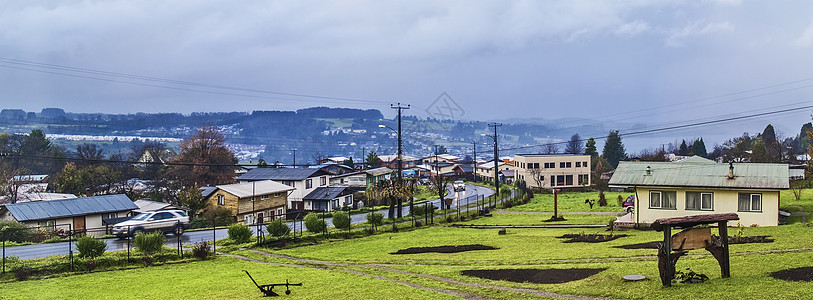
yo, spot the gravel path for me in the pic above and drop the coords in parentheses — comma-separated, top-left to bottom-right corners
(493, 210, 623, 215)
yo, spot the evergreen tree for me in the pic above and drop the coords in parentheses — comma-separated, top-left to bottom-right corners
(564, 133, 584, 154)
(690, 138, 708, 158)
(678, 140, 689, 156)
(751, 137, 769, 163)
(602, 131, 626, 169)
(257, 157, 268, 168)
(801, 122, 812, 153)
(342, 157, 355, 169)
(365, 151, 382, 168)
(761, 124, 781, 162)
(584, 137, 598, 157)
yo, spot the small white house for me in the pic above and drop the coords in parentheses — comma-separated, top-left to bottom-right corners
(609, 157, 789, 227)
(0, 194, 138, 237)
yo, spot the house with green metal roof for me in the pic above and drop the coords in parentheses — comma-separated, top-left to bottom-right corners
(609, 157, 789, 227)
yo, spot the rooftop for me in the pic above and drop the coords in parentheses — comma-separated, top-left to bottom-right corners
(2, 194, 137, 222)
(237, 168, 329, 181)
(216, 180, 295, 198)
(609, 160, 789, 190)
(304, 186, 353, 201)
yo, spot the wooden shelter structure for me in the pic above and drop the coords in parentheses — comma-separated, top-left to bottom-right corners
(651, 213, 740, 286)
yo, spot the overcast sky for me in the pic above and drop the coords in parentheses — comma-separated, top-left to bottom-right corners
(2, 0, 813, 148)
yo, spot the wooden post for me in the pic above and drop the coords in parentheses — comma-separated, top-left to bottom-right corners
(663, 225, 672, 287)
(719, 221, 731, 278)
(554, 192, 558, 219)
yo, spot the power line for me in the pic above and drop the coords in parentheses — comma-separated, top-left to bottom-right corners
(0, 57, 388, 105)
(499, 103, 813, 152)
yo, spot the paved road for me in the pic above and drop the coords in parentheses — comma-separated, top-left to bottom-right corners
(4, 184, 495, 260)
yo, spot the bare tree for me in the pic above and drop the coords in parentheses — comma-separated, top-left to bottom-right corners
(790, 180, 806, 201)
(430, 174, 452, 209)
(541, 139, 560, 154)
(636, 148, 667, 162)
(528, 168, 544, 190)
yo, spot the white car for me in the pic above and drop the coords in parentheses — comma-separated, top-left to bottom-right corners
(112, 210, 190, 238)
(453, 180, 466, 191)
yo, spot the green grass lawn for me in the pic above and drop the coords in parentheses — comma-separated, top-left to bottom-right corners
(506, 191, 632, 213)
(3, 189, 813, 299)
(0, 256, 456, 300)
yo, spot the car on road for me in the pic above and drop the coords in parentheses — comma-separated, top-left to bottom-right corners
(453, 180, 466, 191)
(112, 210, 190, 238)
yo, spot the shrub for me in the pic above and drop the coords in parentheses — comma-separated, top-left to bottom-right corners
(85, 259, 98, 272)
(304, 213, 327, 233)
(76, 235, 107, 258)
(202, 207, 235, 226)
(141, 255, 154, 266)
(266, 219, 291, 238)
(192, 242, 211, 260)
(227, 223, 252, 244)
(366, 212, 384, 230)
(189, 217, 211, 229)
(331, 211, 351, 231)
(134, 231, 165, 255)
(598, 191, 607, 206)
(0, 221, 32, 243)
(13, 264, 32, 280)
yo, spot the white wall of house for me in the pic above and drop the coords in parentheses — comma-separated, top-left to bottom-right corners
(514, 154, 591, 189)
(281, 175, 329, 209)
(8, 211, 127, 237)
(635, 187, 779, 227)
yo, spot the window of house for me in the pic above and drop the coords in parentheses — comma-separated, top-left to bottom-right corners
(345, 196, 352, 204)
(550, 175, 556, 186)
(578, 174, 588, 185)
(686, 192, 714, 211)
(650, 190, 677, 209)
(560, 162, 566, 168)
(277, 208, 283, 216)
(576, 162, 581, 167)
(738, 193, 762, 212)
(565, 175, 573, 185)
(321, 176, 327, 186)
(584, 161, 588, 167)
(274, 192, 282, 197)
(282, 180, 294, 187)
(556, 175, 565, 186)
(566, 162, 572, 168)
(306, 179, 313, 189)
(332, 199, 339, 209)
(217, 195, 225, 205)
(261, 195, 269, 200)
(544, 162, 555, 168)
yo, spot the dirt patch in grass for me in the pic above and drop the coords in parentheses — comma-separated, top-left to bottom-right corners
(557, 233, 628, 243)
(461, 268, 606, 284)
(615, 236, 774, 250)
(771, 267, 813, 282)
(390, 244, 498, 254)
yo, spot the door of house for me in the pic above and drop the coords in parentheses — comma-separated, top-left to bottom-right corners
(257, 212, 264, 224)
(73, 216, 86, 236)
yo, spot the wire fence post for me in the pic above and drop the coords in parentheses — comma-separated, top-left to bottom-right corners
(127, 225, 131, 263)
(212, 218, 216, 254)
(68, 224, 73, 271)
(2, 238, 5, 274)
(177, 221, 182, 258)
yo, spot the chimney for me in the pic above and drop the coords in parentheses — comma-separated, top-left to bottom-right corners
(645, 166, 652, 176)
(728, 162, 734, 179)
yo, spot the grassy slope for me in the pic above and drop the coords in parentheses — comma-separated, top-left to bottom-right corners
(0, 257, 454, 300)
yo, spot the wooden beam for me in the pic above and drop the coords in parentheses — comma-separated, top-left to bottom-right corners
(719, 220, 731, 278)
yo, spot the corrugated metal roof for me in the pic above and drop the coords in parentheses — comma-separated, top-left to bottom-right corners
(237, 168, 327, 181)
(3, 194, 137, 222)
(365, 167, 393, 176)
(304, 187, 352, 201)
(216, 180, 295, 198)
(609, 161, 789, 190)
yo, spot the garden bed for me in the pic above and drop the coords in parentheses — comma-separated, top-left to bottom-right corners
(770, 266, 813, 282)
(390, 244, 498, 254)
(461, 268, 606, 284)
(557, 233, 628, 243)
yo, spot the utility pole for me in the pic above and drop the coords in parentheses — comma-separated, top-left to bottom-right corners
(472, 141, 477, 181)
(291, 149, 297, 168)
(489, 123, 502, 199)
(392, 103, 410, 218)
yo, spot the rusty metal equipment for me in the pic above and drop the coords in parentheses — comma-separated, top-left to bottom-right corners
(244, 270, 302, 297)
